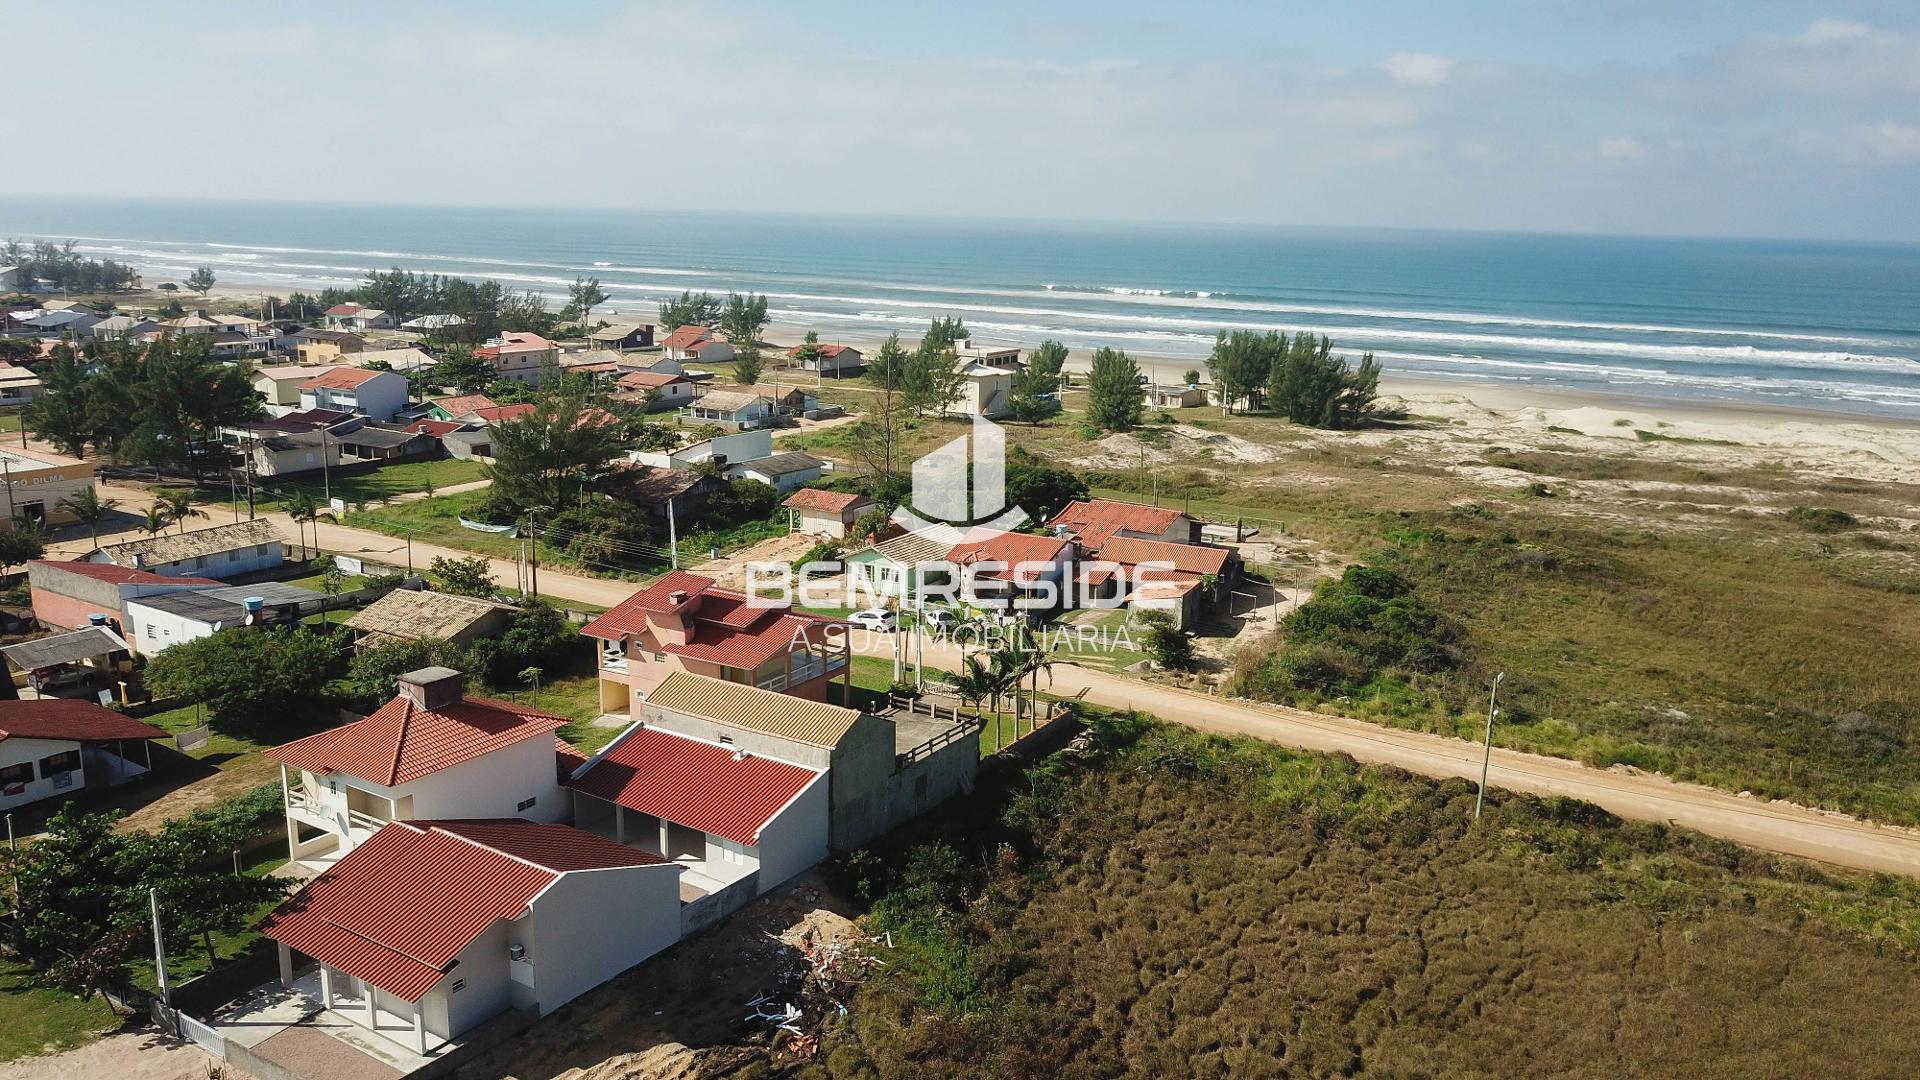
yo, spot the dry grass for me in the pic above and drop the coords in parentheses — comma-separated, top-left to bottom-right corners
(799, 719, 1920, 1079)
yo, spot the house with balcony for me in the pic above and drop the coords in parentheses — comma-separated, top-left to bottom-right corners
(477, 331, 558, 385)
(265, 667, 573, 870)
(581, 570, 849, 716)
(262, 819, 681, 1055)
(565, 721, 827, 915)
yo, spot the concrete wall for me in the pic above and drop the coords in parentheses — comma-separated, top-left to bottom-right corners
(388, 736, 565, 823)
(681, 872, 761, 936)
(638, 703, 897, 852)
(522, 863, 681, 1016)
(0, 735, 82, 812)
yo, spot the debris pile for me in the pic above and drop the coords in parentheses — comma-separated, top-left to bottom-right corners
(739, 928, 893, 1061)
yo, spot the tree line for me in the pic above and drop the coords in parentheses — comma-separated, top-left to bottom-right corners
(1, 239, 139, 293)
(26, 336, 261, 474)
(1207, 329, 1382, 429)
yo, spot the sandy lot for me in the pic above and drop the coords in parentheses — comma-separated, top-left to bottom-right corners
(0, 1029, 224, 1080)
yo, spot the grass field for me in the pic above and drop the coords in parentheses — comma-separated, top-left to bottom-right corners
(0, 958, 121, 1062)
(805, 716, 1920, 1077)
(252, 457, 488, 511)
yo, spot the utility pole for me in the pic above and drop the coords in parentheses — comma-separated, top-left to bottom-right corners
(666, 497, 679, 569)
(320, 429, 332, 506)
(1475, 672, 1506, 822)
(149, 887, 171, 1009)
(526, 508, 540, 598)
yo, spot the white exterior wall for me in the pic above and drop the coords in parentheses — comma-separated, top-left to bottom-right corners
(298, 371, 408, 421)
(420, 919, 512, 1041)
(0, 736, 82, 812)
(122, 599, 223, 654)
(103, 540, 283, 580)
(519, 864, 682, 1015)
(749, 772, 829, 890)
(730, 463, 822, 493)
(795, 507, 850, 539)
(288, 735, 565, 856)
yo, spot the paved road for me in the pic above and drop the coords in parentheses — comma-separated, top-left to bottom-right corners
(55, 472, 1920, 877)
(865, 636, 1920, 877)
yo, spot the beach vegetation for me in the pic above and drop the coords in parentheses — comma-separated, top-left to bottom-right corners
(0, 239, 137, 293)
(1786, 505, 1858, 532)
(185, 265, 215, 295)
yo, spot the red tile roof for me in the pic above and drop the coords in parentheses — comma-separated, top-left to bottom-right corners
(0, 700, 170, 744)
(323, 303, 363, 317)
(782, 489, 870, 514)
(1048, 499, 1189, 548)
(470, 404, 536, 423)
(582, 573, 841, 671)
(661, 325, 710, 350)
(29, 560, 220, 587)
(301, 367, 387, 391)
(786, 343, 855, 359)
(686, 339, 728, 354)
(262, 820, 668, 1001)
(1096, 536, 1230, 577)
(432, 394, 496, 417)
(405, 419, 463, 437)
(265, 691, 567, 786)
(568, 726, 823, 845)
(580, 571, 718, 638)
(947, 530, 1072, 581)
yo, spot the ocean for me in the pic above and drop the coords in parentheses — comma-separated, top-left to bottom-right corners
(6, 196, 1920, 418)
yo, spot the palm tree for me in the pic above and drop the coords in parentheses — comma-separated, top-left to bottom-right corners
(56, 487, 119, 549)
(285, 491, 317, 561)
(139, 506, 170, 537)
(950, 652, 1000, 714)
(159, 492, 205, 535)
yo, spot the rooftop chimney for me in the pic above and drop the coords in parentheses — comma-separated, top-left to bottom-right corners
(396, 666, 465, 710)
(668, 589, 689, 606)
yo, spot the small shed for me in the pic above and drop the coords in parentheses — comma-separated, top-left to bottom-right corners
(346, 589, 516, 649)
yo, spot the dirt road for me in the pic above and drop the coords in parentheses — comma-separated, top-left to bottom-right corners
(870, 636, 1920, 877)
(48, 474, 1920, 876)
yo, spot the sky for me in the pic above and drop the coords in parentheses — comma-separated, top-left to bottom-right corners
(6, 1, 1920, 240)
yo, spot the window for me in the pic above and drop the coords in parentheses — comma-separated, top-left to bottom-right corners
(517, 797, 537, 812)
(145, 625, 156, 639)
(0, 762, 33, 786)
(39, 750, 80, 776)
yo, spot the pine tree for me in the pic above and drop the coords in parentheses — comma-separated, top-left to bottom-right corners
(1086, 347, 1144, 432)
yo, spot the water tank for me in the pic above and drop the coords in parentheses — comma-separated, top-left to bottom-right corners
(243, 596, 265, 613)
(88, 613, 109, 626)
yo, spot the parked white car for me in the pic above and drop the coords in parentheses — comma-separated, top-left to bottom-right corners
(847, 608, 898, 632)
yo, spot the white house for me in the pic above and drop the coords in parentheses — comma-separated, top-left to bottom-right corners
(660, 324, 735, 364)
(566, 722, 829, 900)
(90, 519, 286, 579)
(262, 819, 681, 1054)
(323, 303, 397, 331)
(952, 363, 1014, 419)
(684, 389, 776, 430)
(726, 451, 825, 493)
(265, 667, 571, 869)
(122, 583, 328, 656)
(628, 427, 774, 470)
(299, 367, 410, 422)
(254, 365, 347, 408)
(782, 488, 875, 539)
(615, 370, 698, 411)
(0, 700, 168, 813)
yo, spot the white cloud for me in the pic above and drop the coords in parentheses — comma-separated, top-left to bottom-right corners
(1598, 136, 1650, 160)
(1380, 52, 1455, 86)
(1796, 18, 1888, 47)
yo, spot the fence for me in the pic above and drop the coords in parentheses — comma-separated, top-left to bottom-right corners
(151, 1000, 227, 1057)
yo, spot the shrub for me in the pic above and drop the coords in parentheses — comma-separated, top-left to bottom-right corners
(1787, 506, 1858, 532)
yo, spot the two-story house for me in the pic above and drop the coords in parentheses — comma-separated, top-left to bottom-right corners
(298, 367, 410, 422)
(266, 667, 573, 869)
(581, 570, 850, 716)
(477, 331, 557, 385)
